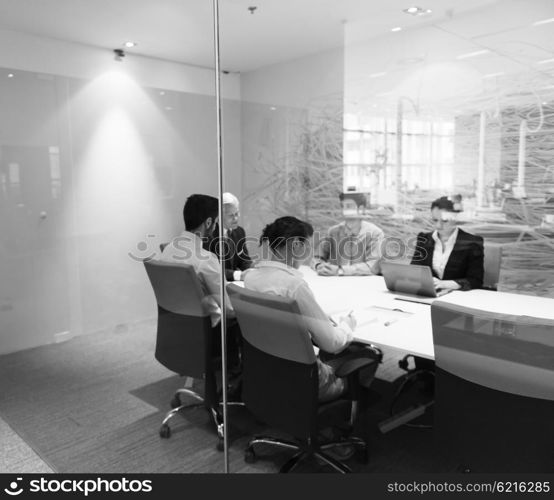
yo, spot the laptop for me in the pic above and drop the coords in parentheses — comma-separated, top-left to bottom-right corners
(380, 262, 451, 304)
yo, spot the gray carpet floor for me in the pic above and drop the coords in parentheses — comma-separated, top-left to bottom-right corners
(0, 319, 448, 473)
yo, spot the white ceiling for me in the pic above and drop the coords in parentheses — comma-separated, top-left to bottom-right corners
(0, 0, 508, 73)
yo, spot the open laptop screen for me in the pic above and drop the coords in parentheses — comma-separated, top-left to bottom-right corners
(381, 262, 437, 298)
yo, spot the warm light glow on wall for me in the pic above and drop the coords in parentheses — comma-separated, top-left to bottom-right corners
(69, 70, 172, 249)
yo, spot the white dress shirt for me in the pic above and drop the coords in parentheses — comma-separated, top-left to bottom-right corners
(244, 260, 353, 353)
(159, 230, 234, 327)
(431, 227, 459, 279)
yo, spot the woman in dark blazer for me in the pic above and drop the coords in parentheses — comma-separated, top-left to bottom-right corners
(411, 196, 484, 291)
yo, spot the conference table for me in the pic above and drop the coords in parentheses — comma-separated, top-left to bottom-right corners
(232, 265, 554, 433)
(296, 265, 554, 361)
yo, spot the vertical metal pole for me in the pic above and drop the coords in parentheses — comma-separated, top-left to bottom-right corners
(477, 111, 486, 208)
(517, 119, 527, 190)
(212, 0, 229, 473)
(396, 99, 403, 209)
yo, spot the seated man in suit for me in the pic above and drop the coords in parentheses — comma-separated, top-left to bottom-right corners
(314, 192, 384, 276)
(411, 195, 484, 291)
(208, 192, 253, 282)
(159, 194, 242, 382)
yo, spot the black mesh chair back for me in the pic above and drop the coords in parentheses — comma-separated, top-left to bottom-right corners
(227, 284, 319, 440)
(431, 300, 554, 472)
(144, 260, 214, 381)
(144, 259, 223, 444)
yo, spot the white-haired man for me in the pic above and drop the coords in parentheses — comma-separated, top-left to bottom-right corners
(208, 192, 253, 281)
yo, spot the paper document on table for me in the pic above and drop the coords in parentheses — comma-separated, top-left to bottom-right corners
(332, 305, 413, 327)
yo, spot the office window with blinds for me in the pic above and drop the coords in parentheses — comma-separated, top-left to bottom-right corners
(343, 114, 455, 207)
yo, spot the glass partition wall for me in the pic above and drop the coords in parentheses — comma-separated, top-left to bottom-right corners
(1, 0, 553, 476)
(0, 3, 232, 472)
(220, 0, 554, 473)
(342, 0, 554, 296)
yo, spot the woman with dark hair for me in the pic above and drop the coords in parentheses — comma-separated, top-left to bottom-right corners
(411, 195, 484, 291)
(244, 216, 366, 402)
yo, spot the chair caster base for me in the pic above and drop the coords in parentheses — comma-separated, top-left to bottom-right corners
(159, 424, 171, 438)
(170, 395, 181, 409)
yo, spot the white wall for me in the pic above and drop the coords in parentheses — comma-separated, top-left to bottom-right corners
(240, 48, 343, 108)
(238, 48, 344, 249)
(0, 30, 243, 354)
(0, 29, 240, 99)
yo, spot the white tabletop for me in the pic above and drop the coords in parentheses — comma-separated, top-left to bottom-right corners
(298, 266, 436, 359)
(297, 266, 554, 360)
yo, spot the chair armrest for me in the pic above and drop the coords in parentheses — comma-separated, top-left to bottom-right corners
(335, 357, 378, 378)
(349, 341, 383, 362)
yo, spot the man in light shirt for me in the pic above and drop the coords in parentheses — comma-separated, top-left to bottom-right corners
(160, 194, 241, 376)
(244, 216, 381, 402)
(314, 192, 384, 277)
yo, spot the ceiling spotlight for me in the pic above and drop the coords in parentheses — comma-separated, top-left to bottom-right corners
(403, 6, 432, 16)
(113, 49, 125, 62)
(123, 41, 137, 48)
(391, 26, 402, 32)
(456, 49, 490, 60)
(482, 72, 504, 79)
(7, 73, 14, 78)
(248, 6, 257, 14)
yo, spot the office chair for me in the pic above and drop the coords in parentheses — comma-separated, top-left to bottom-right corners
(483, 243, 502, 291)
(431, 301, 554, 472)
(143, 260, 224, 450)
(227, 284, 381, 473)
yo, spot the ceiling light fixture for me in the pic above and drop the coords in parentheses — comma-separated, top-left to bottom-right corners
(456, 49, 490, 60)
(537, 58, 554, 65)
(124, 41, 137, 48)
(532, 17, 554, 26)
(391, 26, 402, 32)
(403, 6, 432, 16)
(369, 72, 387, 78)
(482, 72, 504, 79)
(7, 73, 14, 78)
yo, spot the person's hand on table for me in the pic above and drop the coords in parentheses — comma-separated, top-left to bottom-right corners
(316, 262, 340, 276)
(239, 268, 253, 281)
(339, 311, 356, 331)
(433, 278, 461, 291)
